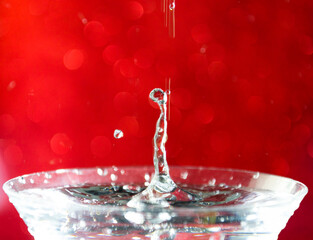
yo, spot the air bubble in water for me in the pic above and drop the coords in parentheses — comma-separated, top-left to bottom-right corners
(114, 129, 124, 139)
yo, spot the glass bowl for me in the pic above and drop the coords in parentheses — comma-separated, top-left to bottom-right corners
(3, 166, 307, 240)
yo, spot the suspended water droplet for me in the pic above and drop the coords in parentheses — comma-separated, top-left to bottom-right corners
(169, 2, 175, 11)
(114, 129, 124, 139)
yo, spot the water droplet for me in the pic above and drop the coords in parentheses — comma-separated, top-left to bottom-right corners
(111, 174, 117, 181)
(120, 169, 125, 175)
(56, 169, 66, 174)
(44, 179, 49, 184)
(114, 129, 124, 139)
(208, 178, 216, 186)
(144, 173, 150, 181)
(79, 220, 87, 228)
(18, 177, 26, 184)
(45, 173, 52, 179)
(97, 168, 108, 176)
(124, 211, 144, 224)
(180, 171, 188, 179)
(123, 184, 141, 193)
(253, 172, 260, 179)
(30, 179, 34, 184)
(169, 2, 175, 11)
(157, 212, 172, 222)
(74, 169, 84, 175)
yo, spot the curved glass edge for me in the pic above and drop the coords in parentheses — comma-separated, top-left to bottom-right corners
(3, 166, 308, 213)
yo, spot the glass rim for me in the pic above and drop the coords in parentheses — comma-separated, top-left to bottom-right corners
(3, 166, 308, 213)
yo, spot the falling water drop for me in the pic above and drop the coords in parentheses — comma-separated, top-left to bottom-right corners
(169, 2, 175, 10)
(114, 129, 124, 139)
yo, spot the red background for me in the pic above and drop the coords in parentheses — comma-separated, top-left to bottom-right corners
(0, 0, 312, 239)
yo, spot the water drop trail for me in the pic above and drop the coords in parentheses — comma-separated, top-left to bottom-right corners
(162, 0, 176, 38)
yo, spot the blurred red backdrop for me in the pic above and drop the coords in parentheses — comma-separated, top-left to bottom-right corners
(0, 0, 312, 239)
